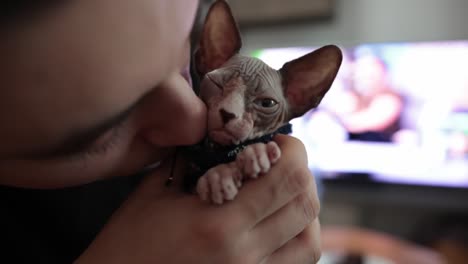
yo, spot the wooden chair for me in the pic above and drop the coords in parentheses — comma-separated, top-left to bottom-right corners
(321, 226, 447, 264)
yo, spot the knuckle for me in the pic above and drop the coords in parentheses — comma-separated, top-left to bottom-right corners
(241, 254, 260, 264)
(284, 137, 307, 162)
(224, 252, 256, 264)
(296, 192, 319, 223)
(301, 226, 322, 263)
(193, 219, 232, 251)
(287, 135, 305, 150)
(306, 240, 322, 264)
(242, 198, 264, 224)
(312, 248, 322, 263)
(225, 256, 255, 264)
(284, 166, 311, 196)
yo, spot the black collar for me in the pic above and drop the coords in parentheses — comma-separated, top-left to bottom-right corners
(185, 123, 292, 172)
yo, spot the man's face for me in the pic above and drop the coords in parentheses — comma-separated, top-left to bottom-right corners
(0, 0, 205, 188)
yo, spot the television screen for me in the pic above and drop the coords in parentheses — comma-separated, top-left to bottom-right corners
(252, 41, 468, 188)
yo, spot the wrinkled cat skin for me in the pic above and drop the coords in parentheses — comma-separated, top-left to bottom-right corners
(193, 0, 342, 204)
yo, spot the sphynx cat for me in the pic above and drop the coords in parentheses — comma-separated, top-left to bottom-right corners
(188, 0, 342, 205)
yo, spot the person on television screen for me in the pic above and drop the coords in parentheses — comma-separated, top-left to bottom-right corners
(445, 89, 468, 158)
(335, 50, 404, 143)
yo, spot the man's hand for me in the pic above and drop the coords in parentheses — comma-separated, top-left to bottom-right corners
(76, 135, 321, 264)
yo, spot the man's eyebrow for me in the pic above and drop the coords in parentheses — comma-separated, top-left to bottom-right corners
(39, 98, 143, 158)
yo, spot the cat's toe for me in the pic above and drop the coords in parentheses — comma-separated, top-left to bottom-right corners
(238, 143, 276, 177)
(266, 141, 281, 164)
(198, 163, 242, 205)
(206, 170, 224, 204)
(237, 145, 260, 178)
(221, 173, 239, 200)
(196, 175, 210, 202)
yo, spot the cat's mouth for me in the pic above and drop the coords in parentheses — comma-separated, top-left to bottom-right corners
(209, 129, 241, 146)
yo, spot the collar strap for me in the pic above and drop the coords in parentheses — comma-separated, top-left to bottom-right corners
(234, 123, 292, 148)
(224, 122, 292, 159)
(183, 123, 293, 190)
(187, 123, 292, 171)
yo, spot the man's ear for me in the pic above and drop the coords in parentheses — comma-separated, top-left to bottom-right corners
(195, 0, 242, 75)
(280, 45, 342, 119)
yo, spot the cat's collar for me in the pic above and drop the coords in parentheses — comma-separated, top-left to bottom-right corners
(203, 123, 292, 154)
(181, 123, 293, 190)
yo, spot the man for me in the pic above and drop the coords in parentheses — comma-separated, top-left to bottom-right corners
(0, 1, 321, 263)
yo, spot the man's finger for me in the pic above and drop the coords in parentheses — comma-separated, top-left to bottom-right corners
(250, 178, 319, 259)
(261, 219, 321, 264)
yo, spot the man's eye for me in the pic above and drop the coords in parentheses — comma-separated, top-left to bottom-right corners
(255, 98, 278, 108)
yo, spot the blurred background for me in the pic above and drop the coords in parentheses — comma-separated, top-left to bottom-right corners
(197, 0, 468, 263)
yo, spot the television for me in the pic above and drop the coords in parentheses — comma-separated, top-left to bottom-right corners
(252, 40, 468, 188)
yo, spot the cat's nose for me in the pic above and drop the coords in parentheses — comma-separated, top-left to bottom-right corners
(220, 109, 236, 124)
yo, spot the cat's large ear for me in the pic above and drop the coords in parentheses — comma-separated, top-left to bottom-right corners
(280, 45, 342, 119)
(195, 0, 242, 75)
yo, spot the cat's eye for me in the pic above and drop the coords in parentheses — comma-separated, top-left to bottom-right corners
(255, 98, 278, 108)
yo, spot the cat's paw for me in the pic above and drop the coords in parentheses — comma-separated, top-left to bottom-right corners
(196, 162, 242, 205)
(236, 141, 281, 179)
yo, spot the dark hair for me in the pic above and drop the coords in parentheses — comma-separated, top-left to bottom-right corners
(0, 1, 63, 26)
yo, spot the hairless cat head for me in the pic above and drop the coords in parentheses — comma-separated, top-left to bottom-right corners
(195, 0, 342, 146)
